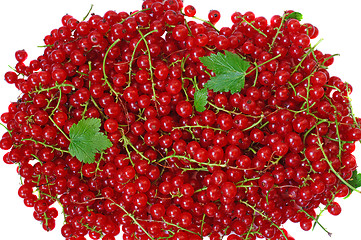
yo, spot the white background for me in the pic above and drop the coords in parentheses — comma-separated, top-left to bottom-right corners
(0, 0, 360, 239)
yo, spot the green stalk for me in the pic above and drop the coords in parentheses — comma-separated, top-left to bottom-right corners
(31, 82, 74, 94)
(127, 30, 157, 86)
(103, 39, 122, 96)
(161, 217, 201, 237)
(110, 201, 155, 240)
(298, 208, 331, 236)
(157, 154, 228, 168)
(189, 15, 219, 32)
(240, 17, 267, 37)
(174, 124, 224, 132)
(119, 8, 151, 24)
(137, 29, 158, 102)
(82, 4, 94, 21)
(268, 12, 287, 51)
(291, 38, 323, 75)
(317, 137, 361, 193)
(48, 115, 71, 141)
(240, 200, 289, 240)
(22, 138, 70, 154)
(0, 122, 12, 137)
(242, 116, 265, 131)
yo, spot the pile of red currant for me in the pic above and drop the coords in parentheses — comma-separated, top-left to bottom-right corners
(1, 1, 361, 240)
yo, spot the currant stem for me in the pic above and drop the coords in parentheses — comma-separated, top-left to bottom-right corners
(248, 54, 281, 86)
(137, 29, 158, 102)
(82, 4, 94, 21)
(240, 17, 267, 37)
(110, 200, 155, 240)
(268, 12, 287, 52)
(90, 96, 107, 119)
(161, 217, 201, 237)
(242, 115, 265, 131)
(208, 102, 241, 116)
(22, 138, 70, 154)
(103, 39, 121, 96)
(189, 15, 219, 32)
(240, 200, 289, 240)
(48, 115, 71, 142)
(157, 153, 228, 169)
(128, 29, 157, 86)
(298, 207, 332, 237)
(200, 214, 206, 237)
(174, 123, 224, 132)
(291, 38, 323, 75)
(119, 8, 151, 24)
(312, 191, 337, 231)
(243, 214, 256, 240)
(50, 89, 62, 117)
(31, 82, 75, 94)
(0, 122, 12, 137)
(80, 222, 103, 236)
(121, 133, 150, 164)
(316, 137, 361, 193)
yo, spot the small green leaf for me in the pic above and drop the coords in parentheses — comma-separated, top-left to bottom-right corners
(199, 51, 250, 95)
(347, 170, 361, 195)
(69, 118, 112, 164)
(205, 71, 245, 94)
(194, 87, 208, 112)
(285, 11, 303, 21)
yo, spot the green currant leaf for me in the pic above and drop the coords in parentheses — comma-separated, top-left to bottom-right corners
(199, 51, 250, 94)
(194, 87, 208, 112)
(68, 118, 112, 164)
(347, 170, 361, 196)
(285, 11, 303, 21)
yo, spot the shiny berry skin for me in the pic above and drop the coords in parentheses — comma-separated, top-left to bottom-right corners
(208, 10, 221, 24)
(176, 101, 193, 118)
(184, 5, 196, 17)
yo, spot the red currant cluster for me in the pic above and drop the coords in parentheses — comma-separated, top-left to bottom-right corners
(1, 1, 361, 240)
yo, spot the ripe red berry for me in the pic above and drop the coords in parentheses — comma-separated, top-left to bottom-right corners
(208, 10, 221, 24)
(184, 5, 196, 17)
(15, 49, 28, 62)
